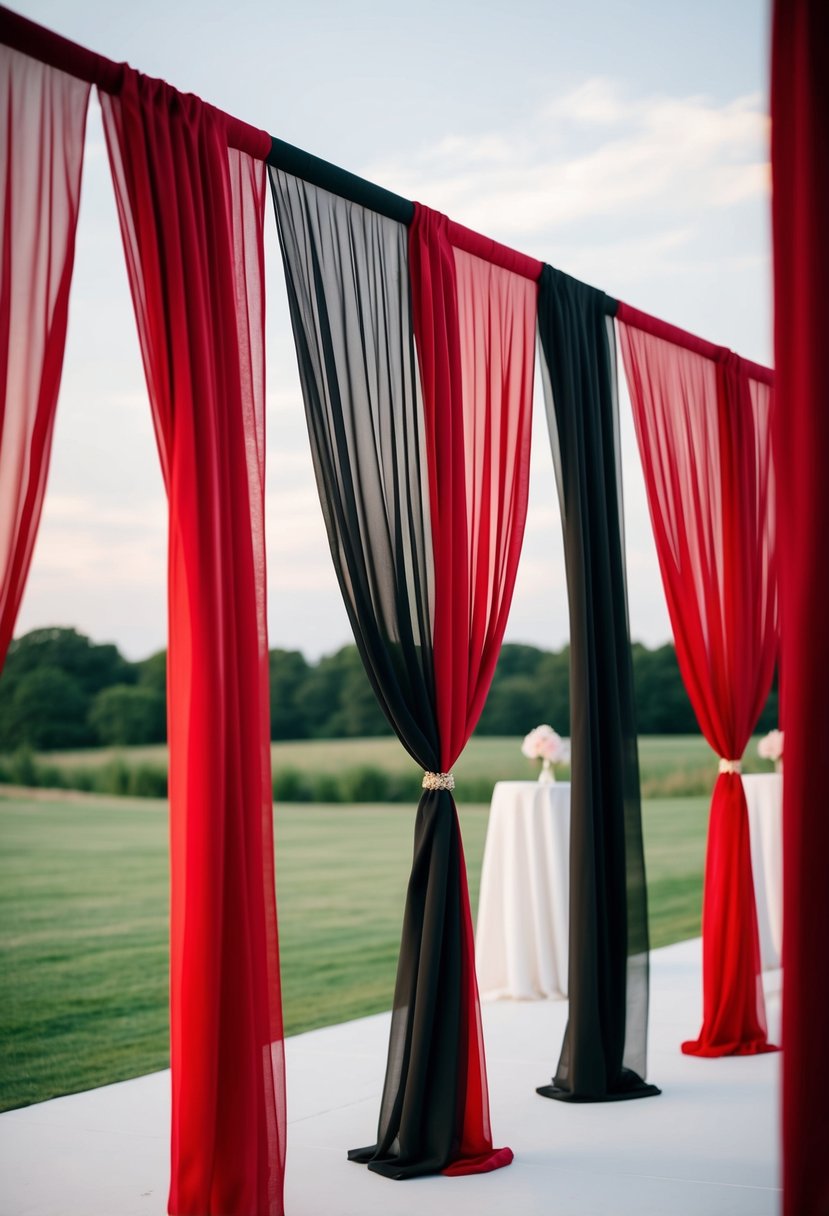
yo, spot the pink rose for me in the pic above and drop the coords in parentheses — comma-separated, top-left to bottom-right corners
(757, 729, 783, 763)
(521, 725, 569, 764)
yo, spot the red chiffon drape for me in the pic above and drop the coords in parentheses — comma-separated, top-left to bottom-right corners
(772, 1, 829, 1211)
(0, 46, 90, 668)
(618, 307, 777, 1057)
(409, 204, 537, 1171)
(99, 72, 285, 1216)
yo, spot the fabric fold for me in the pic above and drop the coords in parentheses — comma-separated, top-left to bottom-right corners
(0, 46, 90, 670)
(535, 267, 658, 1102)
(101, 69, 285, 1215)
(617, 305, 777, 1059)
(771, 1, 829, 1209)
(271, 178, 535, 1178)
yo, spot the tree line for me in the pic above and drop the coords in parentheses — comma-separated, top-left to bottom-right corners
(0, 626, 778, 751)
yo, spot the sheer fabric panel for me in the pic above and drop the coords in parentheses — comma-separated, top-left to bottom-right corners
(269, 169, 437, 764)
(536, 268, 657, 1102)
(0, 47, 90, 667)
(618, 308, 777, 1059)
(100, 71, 285, 1216)
(408, 204, 535, 1168)
(771, 1, 829, 1210)
(449, 245, 536, 754)
(271, 173, 456, 1179)
(272, 183, 534, 1178)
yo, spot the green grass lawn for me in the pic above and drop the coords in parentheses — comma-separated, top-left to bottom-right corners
(0, 788, 708, 1112)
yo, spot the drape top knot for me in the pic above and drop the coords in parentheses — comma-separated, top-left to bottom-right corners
(422, 771, 455, 791)
(718, 758, 742, 774)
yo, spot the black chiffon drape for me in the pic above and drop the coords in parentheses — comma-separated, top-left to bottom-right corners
(537, 266, 659, 1102)
(269, 170, 437, 762)
(270, 171, 508, 1178)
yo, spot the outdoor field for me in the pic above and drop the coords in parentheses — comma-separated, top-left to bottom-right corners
(0, 732, 720, 1114)
(10, 732, 770, 799)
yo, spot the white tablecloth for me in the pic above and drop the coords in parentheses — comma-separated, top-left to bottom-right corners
(743, 772, 783, 971)
(475, 771, 783, 1003)
(475, 781, 570, 1001)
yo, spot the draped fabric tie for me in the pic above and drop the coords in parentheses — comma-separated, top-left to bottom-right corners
(422, 771, 455, 791)
(718, 759, 743, 775)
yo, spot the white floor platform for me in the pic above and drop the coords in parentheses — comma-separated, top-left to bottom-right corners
(0, 938, 782, 1216)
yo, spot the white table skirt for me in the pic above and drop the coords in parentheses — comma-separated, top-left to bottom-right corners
(743, 772, 783, 972)
(475, 781, 570, 1001)
(475, 771, 783, 1003)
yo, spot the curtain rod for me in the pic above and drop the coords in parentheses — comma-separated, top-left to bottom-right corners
(0, 4, 772, 375)
(267, 136, 414, 225)
(267, 138, 546, 283)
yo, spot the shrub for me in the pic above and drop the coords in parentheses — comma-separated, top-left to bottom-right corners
(69, 768, 97, 793)
(311, 772, 343, 803)
(34, 764, 66, 790)
(128, 765, 168, 798)
(273, 767, 313, 803)
(339, 766, 390, 803)
(93, 758, 132, 797)
(7, 745, 38, 787)
(454, 776, 496, 803)
(385, 771, 423, 803)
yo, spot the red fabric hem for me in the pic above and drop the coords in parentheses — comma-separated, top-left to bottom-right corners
(682, 1039, 779, 1058)
(441, 1147, 514, 1176)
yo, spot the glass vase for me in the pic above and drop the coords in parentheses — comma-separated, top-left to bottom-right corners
(538, 758, 555, 784)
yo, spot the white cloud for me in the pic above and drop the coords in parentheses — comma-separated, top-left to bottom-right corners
(28, 493, 166, 590)
(542, 78, 630, 127)
(365, 80, 769, 245)
(27, 531, 164, 586)
(40, 494, 165, 531)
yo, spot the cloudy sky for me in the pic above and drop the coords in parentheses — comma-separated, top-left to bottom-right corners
(12, 0, 772, 660)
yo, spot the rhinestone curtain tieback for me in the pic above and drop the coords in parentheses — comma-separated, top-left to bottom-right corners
(422, 771, 455, 791)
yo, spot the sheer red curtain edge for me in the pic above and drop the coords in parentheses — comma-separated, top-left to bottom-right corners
(616, 300, 774, 386)
(0, 4, 271, 159)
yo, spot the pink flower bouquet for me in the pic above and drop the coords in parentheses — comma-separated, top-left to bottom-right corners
(521, 724, 570, 782)
(757, 728, 783, 773)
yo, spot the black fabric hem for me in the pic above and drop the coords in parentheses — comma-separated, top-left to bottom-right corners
(348, 1147, 449, 1180)
(536, 1082, 661, 1103)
